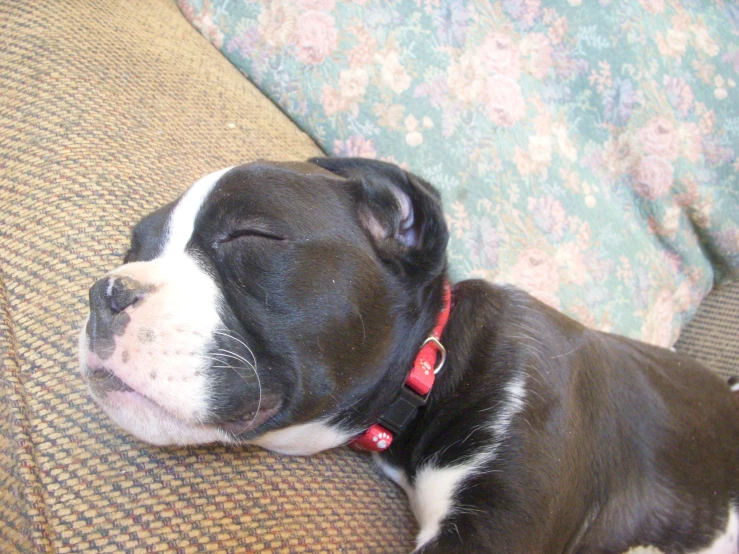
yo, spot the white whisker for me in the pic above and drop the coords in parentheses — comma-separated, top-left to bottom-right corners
(208, 330, 263, 434)
(208, 349, 256, 371)
(213, 330, 257, 367)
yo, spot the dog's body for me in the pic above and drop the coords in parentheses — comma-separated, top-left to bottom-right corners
(80, 159, 739, 553)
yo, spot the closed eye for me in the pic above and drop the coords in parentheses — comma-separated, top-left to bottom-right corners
(219, 229, 287, 243)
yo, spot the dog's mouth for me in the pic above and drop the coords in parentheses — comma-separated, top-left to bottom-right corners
(84, 364, 281, 437)
(83, 364, 172, 416)
(87, 366, 135, 393)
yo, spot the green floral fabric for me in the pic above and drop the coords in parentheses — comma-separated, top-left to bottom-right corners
(178, 0, 739, 347)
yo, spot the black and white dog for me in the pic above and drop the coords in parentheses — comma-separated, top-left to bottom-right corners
(80, 158, 739, 553)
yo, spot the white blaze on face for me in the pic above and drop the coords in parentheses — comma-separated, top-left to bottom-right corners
(163, 168, 232, 256)
(80, 168, 234, 446)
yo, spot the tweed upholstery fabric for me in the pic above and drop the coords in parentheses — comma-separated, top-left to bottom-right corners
(676, 280, 739, 381)
(0, 0, 416, 551)
(0, 277, 36, 554)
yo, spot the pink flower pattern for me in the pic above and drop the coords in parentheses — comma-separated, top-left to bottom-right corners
(180, 0, 739, 347)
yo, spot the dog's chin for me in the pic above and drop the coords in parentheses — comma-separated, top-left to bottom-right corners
(81, 363, 280, 446)
(219, 397, 283, 436)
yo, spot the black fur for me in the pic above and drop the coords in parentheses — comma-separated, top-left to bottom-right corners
(117, 158, 739, 552)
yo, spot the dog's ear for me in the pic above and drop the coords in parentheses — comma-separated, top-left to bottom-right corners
(309, 157, 448, 276)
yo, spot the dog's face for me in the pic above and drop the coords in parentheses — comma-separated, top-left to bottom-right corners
(79, 159, 447, 453)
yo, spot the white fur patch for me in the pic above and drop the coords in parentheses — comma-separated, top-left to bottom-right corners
(374, 456, 489, 549)
(163, 167, 232, 256)
(491, 373, 527, 439)
(693, 506, 739, 554)
(101, 390, 233, 446)
(412, 463, 479, 548)
(249, 421, 355, 456)
(376, 372, 528, 551)
(373, 454, 412, 495)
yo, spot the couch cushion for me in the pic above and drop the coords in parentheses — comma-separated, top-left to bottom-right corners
(179, 0, 739, 348)
(0, 0, 417, 551)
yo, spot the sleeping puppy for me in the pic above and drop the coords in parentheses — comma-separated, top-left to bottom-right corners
(79, 158, 739, 553)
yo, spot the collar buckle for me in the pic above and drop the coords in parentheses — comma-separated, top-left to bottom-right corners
(379, 385, 429, 435)
(422, 336, 447, 375)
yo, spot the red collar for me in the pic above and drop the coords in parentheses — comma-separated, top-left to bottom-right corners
(350, 281, 452, 452)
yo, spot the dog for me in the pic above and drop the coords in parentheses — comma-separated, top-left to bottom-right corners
(80, 158, 739, 553)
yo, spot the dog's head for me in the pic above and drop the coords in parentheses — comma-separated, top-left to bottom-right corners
(79, 158, 448, 453)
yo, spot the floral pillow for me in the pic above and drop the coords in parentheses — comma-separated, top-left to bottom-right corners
(178, 0, 739, 347)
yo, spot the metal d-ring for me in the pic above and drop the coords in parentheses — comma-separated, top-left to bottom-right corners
(422, 337, 447, 374)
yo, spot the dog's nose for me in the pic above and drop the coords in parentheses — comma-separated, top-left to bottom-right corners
(89, 276, 147, 315)
(86, 276, 147, 357)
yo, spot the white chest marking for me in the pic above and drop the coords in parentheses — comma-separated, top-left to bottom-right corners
(163, 167, 233, 255)
(249, 421, 355, 456)
(375, 454, 482, 550)
(694, 507, 738, 554)
(374, 373, 528, 551)
(377, 376, 738, 554)
(412, 463, 480, 548)
(373, 453, 412, 495)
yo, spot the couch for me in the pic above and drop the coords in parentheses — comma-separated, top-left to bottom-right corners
(1, 1, 737, 552)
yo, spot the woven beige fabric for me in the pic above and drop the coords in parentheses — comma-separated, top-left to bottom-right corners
(676, 280, 739, 380)
(0, 0, 416, 551)
(1, 276, 36, 554)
